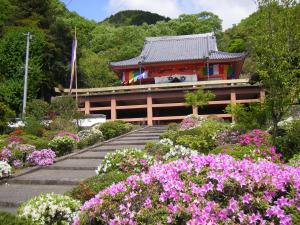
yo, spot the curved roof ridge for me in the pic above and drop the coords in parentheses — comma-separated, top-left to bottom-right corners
(145, 32, 215, 42)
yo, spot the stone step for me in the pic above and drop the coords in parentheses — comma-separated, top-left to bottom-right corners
(108, 140, 150, 145)
(0, 184, 72, 208)
(49, 158, 100, 170)
(70, 151, 107, 159)
(91, 145, 145, 151)
(0, 206, 17, 213)
(9, 169, 95, 186)
(117, 136, 159, 140)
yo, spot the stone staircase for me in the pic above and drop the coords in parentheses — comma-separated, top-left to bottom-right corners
(0, 126, 167, 213)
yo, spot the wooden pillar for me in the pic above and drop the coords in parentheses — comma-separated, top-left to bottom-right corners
(192, 106, 198, 115)
(147, 94, 153, 126)
(111, 96, 117, 121)
(260, 89, 265, 102)
(230, 90, 237, 122)
(230, 90, 237, 105)
(84, 100, 90, 115)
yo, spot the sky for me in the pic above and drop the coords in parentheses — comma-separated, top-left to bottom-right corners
(60, 0, 258, 30)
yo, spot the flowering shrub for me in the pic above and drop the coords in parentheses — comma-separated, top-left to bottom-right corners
(239, 129, 271, 147)
(74, 154, 300, 225)
(18, 193, 80, 225)
(56, 131, 80, 142)
(0, 161, 11, 178)
(0, 147, 12, 161)
(180, 115, 206, 130)
(163, 144, 198, 161)
(77, 127, 103, 148)
(145, 139, 174, 161)
(48, 136, 76, 156)
(96, 148, 155, 174)
(27, 149, 56, 166)
(215, 129, 241, 146)
(212, 144, 282, 163)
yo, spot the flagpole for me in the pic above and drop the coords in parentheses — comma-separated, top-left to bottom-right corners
(74, 27, 78, 105)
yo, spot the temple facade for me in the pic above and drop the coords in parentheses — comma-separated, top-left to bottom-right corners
(57, 33, 263, 125)
(111, 33, 246, 85)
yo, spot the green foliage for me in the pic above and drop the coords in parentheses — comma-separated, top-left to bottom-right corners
(0, 102, 15, 134)
(0, 212, 33, 225)
(225, 103, 268, 131)
(48, 117, 78, 133)
(19, 134, 49, 149)
(144, 141, 172, 160)
(26, 99, 49, 120)
(104, 10, 170, 26)
(184, 88, 215, 108)
(165, 119, 229, 153)
(275, 120, 300, 161)
(98, 120, 134, 140)
(69, 171, 130, 202)
(50, 96, 82, 121)
(23, 117, 45, 137)
(48, 136, 75, 156)
(288, 153, 300, 167)
(253, 1, 300, 139)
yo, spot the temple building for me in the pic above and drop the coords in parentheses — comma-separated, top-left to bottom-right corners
(111, 33, 246, 85)
(57, 33, 264, 125)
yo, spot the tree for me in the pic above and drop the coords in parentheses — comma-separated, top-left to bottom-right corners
(185, 88, 215, 108)
(0, 102, 15, 134)
(254, 0, 300, 140)
(26, 99, 49, 120)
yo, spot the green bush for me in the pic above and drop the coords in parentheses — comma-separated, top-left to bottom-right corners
(69, 171, 130, 202)
(225, 103, 268, 131)
(168, 119, 230, 153)
(48, 117, 78, 133)
(26, 99, 49, 120)
(275, 120, 300, 161)
(167, 122, 180, 131)
(50, 96, 83, 121)
(288, 153, 300, 167)
(98, 120, 134, 140)
(0, 212, 32, 225)
(23, 117, 45, 137)
(144, 141, 172, 160)
(159, 130, 179, 142)
(20, 134, 49, 149)
(48, 136, 76, 156)
(0, 102, 15, 134)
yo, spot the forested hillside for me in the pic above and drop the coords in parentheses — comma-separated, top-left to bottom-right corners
(0, 0, 299, 115)
(104, 10, 170, 26)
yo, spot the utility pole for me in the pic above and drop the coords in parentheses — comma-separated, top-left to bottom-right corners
(22, 32, 31, 117)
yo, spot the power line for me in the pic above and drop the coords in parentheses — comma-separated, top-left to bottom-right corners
(66, 0, 74, 6)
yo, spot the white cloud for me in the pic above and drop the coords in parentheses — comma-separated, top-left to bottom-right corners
(188, 0, 258, 29)
(107, 0, 258, 29)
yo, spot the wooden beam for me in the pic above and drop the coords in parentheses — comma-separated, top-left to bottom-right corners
(236, 99, 260, 104)
(147, 94, 153, 126)
(153, 103, 187, 108)
(111, 97, 117, 121)
(116, 105, 147, 110)
(118, 118, 148, 122)
(55, 79, 250, 94)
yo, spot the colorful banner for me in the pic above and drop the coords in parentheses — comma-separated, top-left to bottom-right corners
(199, 64, 234, 78)
(69, 37, 77, 92)
(122, 70, 148, 84)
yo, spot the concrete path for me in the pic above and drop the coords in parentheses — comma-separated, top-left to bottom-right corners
(0, 126, 167, 213)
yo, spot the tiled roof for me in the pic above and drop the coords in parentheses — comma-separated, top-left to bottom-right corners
(111, 33, 245, 67)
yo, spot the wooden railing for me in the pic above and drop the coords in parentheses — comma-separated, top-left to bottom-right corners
(55, 79, 251, 95)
